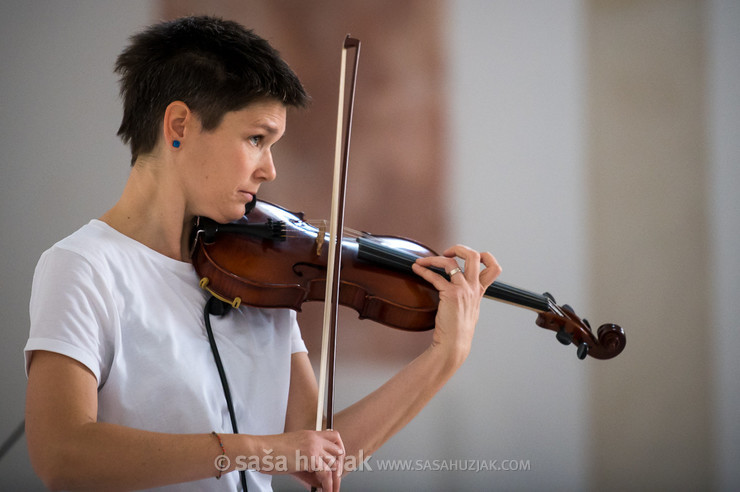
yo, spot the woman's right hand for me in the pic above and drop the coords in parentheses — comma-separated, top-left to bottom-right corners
(246, 429, 345, 491)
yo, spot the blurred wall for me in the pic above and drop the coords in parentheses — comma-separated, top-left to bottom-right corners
(707, 2, 740, 489)
(446, 2, 589, 491)
(587, 1, 739, 489)
(0, 1, 153, 489)
(0, 1, 737, 491)
(587, 0, 713, 489)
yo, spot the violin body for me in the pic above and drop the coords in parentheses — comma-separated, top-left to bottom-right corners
(192, 200, 442, 331)
(191, 199, 626, 360)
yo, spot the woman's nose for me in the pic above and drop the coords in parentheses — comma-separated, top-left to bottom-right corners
(256, 152, 277, 182)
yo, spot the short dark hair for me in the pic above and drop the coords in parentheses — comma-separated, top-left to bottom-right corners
(115, 16, 308, 164)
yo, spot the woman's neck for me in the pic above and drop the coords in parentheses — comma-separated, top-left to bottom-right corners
(100, 159, 194, 262)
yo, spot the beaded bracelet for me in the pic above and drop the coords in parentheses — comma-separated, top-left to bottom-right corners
(211, 431, 226, 479)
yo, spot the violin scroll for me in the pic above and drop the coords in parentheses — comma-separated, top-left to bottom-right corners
(594, 323, 627, 359)
(535, 296, 625, 360)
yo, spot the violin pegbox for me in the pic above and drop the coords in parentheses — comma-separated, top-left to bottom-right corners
(536, 293, 625, 360)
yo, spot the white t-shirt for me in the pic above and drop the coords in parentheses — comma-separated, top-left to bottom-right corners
(25, 219, 307, 491)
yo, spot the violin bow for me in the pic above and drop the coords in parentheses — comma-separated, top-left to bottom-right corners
(314, 34, 361, 464)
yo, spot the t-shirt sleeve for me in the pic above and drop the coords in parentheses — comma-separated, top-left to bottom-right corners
(25, 247, 116, 386)
(289, 310, 308, 354)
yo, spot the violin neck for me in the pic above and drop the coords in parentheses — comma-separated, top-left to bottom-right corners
(482, 282, 549, 312)
(356, 237, 550, 312)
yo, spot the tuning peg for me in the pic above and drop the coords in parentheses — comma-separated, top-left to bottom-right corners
(582, 318, 591, 329)
(556, 329, 572, 346)
(577, 342, 589, 360)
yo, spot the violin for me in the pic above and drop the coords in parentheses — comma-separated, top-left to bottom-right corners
(190, 198, 625, 361)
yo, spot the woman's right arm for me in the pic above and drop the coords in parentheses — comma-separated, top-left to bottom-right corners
(25, 350, 344, 491)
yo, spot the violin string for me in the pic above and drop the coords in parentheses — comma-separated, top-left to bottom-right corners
(275, 223, 365, 240)
(547, 297, 563, 316)
(303, 220, 365, 238)
(355, 236, 550, 308)
(250, 220, 550, 310)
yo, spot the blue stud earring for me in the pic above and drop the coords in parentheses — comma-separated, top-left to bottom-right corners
(172, 140, 181, 148)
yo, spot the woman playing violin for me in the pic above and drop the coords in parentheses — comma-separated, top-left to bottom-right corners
(24, 15, 500, 491)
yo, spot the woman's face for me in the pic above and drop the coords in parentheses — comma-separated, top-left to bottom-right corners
(178, 99, 287, 223)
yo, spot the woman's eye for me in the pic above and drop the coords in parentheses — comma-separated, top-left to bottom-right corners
(248, 135, 263, 146)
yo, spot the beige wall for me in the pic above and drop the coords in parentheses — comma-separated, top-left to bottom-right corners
(586, 0, 733, 489)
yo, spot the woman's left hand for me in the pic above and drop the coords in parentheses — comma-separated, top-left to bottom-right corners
(412, 245, 501, 365)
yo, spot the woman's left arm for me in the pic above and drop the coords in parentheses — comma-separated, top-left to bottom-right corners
(285, 245, 500, 467)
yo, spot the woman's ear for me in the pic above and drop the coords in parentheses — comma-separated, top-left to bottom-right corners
(163, 101, 192, 149)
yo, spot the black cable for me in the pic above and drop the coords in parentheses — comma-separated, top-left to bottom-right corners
(204, 296, 248, 491)
(0, 420, 25, 462)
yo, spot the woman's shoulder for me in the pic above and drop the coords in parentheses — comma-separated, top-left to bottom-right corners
(50, 219, 123, 255)
(35, 219, 147, 287)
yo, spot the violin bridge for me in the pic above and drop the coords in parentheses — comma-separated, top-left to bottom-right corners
(316, 221, 327, 256)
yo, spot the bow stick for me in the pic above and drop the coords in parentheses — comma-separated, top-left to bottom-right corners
(314, 34, 361, 475)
